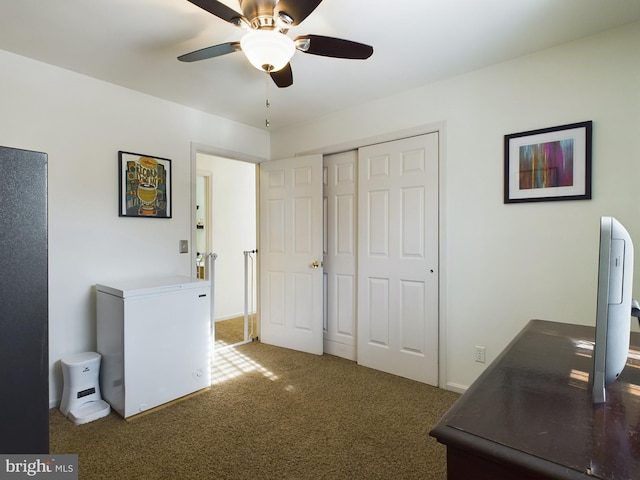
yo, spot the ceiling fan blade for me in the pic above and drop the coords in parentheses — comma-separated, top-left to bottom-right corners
(295, 35, 373, 59)
(270, 63, 293, 88)
(274, 0, 323, 26)
(187, 0, 247, 27)
(178, 42, 241, 62)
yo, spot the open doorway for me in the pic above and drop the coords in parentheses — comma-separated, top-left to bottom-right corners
(196, 152, 257, 349)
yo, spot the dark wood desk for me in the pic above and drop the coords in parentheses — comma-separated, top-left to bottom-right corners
(430, 320, 640, 480)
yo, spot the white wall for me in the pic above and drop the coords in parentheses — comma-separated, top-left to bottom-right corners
(270, 22, 640, 391)
(0, 49, 269, 406)
(196, 154, 257, 322)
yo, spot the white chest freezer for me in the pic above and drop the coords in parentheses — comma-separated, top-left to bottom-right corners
(96, 275, 212, 418)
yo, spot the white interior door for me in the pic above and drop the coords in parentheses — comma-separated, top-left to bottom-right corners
(357, 133, 439, 385)
(259, 154, 324, 355)
(323, 151, 358, 360)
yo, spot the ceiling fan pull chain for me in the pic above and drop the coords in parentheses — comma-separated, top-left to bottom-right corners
(265, 72, 271, 128)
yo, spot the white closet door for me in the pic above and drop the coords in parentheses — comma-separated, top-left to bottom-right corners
(259, 154, 324, 355)
(357, 133, 439, 385)
(323, 151, 357, 360)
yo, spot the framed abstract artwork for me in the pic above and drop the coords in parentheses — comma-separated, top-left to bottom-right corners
(118, 151, 172, 218)
(504, 121, 592, 203)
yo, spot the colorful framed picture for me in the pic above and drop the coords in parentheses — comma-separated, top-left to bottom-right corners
(504, 121, 592, 204)
(118, 151, 172, 218)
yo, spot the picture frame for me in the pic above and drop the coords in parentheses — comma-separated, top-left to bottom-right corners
(504, 121, 592, 204)
(118, 151, 172, 218)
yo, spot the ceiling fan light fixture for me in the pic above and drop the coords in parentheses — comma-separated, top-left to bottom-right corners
(240, 30, 295, 72)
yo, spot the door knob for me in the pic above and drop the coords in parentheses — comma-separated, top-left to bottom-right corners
(311, 261, 321, 269)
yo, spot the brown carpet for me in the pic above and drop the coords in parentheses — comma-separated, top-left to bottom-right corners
(214, 316, 249, 347)
(50, 342, 459, 479)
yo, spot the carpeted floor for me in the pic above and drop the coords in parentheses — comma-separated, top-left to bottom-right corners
(214, 316, 250, 347)
(50, 342, 460, 479)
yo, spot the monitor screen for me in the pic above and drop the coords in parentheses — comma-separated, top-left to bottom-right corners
(592, 216, 634, 404)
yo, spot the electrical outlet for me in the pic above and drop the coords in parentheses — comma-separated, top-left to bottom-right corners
(475, 346, 486, 363)
(179, 240, 188, 254)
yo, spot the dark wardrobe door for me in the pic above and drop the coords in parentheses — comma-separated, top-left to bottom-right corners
(0, 146, 49, 453)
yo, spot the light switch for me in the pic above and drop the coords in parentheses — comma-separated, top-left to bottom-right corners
(179, 240, 188, 254)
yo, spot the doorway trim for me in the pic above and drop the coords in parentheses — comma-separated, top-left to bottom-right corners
(196, 169, 213, 263)
(289, 121, 449, 389)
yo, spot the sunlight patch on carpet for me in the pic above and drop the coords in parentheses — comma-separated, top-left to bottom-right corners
(211, 345, 278, 385)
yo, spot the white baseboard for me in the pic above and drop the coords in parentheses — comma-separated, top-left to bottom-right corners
(214, 313, 254, 323)
(445, 382, 468, 394)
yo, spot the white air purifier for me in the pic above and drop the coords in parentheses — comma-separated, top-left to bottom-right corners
(60, 352, 110, 425)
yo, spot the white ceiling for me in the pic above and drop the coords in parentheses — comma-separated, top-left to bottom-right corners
(0, 0, 639, 131)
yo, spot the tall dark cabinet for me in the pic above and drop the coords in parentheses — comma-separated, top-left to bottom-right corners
(0, 146, 49, 453)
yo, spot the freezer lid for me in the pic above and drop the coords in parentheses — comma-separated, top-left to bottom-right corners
(96, 275, 210, 298)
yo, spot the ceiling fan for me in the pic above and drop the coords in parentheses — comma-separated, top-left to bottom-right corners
(178, 0, 374, 88)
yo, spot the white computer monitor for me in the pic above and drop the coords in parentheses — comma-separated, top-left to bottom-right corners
(592, 216, 634, 404)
